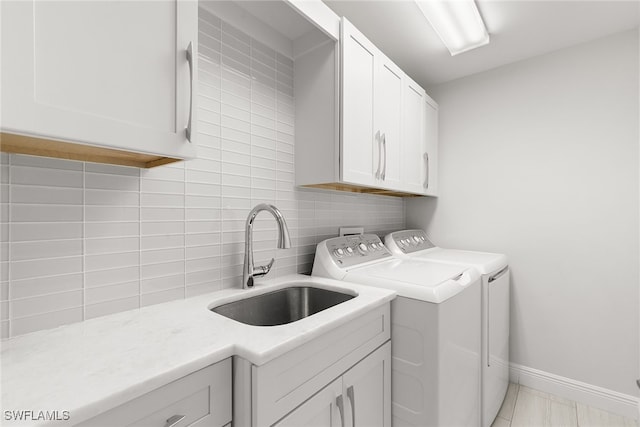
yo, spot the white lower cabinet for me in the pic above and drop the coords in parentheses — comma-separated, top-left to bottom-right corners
(341, 342, 391, 427)
(276, 342, 391, 427)
(78, 359, 231, 427)
(275, 342, 391, 427)
(234, 303, 392, 427)
(274, 378, 344, 427)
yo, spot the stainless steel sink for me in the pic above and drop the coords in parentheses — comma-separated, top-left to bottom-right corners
(210, 286, 355, 326)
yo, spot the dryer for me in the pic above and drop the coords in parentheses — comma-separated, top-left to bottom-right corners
(384, 229, 509, 427)
(312, 234, 482, 427)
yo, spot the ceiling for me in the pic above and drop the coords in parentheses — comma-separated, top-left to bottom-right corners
(323, 0, 640, 89)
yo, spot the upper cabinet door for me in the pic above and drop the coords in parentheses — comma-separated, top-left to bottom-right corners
(424, 97, 439, 196)
(341, 18, 377, 187)
(402, 77, 427, 195)
(1, 0, 197, 160)
(375, 55, 403, 190)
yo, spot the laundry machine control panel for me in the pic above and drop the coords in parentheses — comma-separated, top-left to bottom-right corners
(387, 229, 436, 254)
(324, 234, 391, 268)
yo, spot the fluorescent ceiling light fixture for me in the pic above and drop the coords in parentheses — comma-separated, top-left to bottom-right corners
(416, 0, 490, 56)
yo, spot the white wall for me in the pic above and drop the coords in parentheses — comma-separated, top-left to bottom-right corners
(0, 7, 405, 339)
(407, 29, 639, 398)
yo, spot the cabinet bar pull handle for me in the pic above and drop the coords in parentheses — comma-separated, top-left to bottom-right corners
(381, 133, 387, 180)
(375, 131, 382, 179)
(423, 152, 429, 189)
(185, 42, 194, 143)
(165, 414, 186, 427)
(347, 385, 356, 426)
(336, 394, 345, 427)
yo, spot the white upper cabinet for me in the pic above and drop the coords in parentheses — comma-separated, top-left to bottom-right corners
(402, 77, 427, 194)
(402, 76, 438, 196)
(341, 19, 404, 190)
(375, 56, 403, 190)
(341, 18, 377, 187)
(1, 0, 197, 167)
(424, 96, 439, 196)
(295, 16, 438, 197)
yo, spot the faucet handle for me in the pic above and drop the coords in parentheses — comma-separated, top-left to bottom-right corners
(253, 258, 275, 278)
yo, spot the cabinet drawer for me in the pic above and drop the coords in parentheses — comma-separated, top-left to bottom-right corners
(252, 304, 391, 426)
(78, 359, 231, 427)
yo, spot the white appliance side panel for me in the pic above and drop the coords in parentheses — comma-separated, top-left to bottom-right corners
(391, 296, 439, 426)
(482, 271, 510, 427)
(438, 280, 482, 427)
(391, 281, 481, 427)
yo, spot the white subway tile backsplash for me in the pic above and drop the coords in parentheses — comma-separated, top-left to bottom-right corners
(85, 266, 139, 289)
(85, 237, 138, 255)
(85, 252, 138, 272)
(9, 222, 82, 242)
(141, 248, 184, 266)
(186, 268, 221, 287)
(10, 290, 83, 318)
(84, 192, 134, 210)
(11, 240, 82, 261)
(85, 172, 139, 191)
(11, 307, 82, 336)
(141, 235, 184, 251)
(11, 205, 83, 222)
(85, 221, 139, 238)
(11, 166, 83, 188)
(11, 185, 83, 205)
(85, 281, 139, 305)
(140, 288, 183, 307)
(11, 154, 81, 171)
(86, 206, 138, 222)
(85, 296, 138, 320)
(141, 261, 184, 281)
(0, 10, 404, 338)
(10, 274, 83, 299)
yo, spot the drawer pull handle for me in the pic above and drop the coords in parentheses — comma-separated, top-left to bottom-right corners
(336, 394, 345, 427)
(185, 42, 194, 143)
(347, 385, 356, 426)
(423, 152, 429, 189)
(381, 133, 387, 181)
(165, 414, 186, 427)
(375, 131, 382, 179)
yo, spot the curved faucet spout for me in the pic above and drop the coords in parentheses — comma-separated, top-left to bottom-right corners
(243, 204, 291, 289)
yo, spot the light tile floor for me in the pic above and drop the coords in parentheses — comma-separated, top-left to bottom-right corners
(492, 383, 639, 427)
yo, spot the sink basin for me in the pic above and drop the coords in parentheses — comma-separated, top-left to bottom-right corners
(211, 286, 355, 326)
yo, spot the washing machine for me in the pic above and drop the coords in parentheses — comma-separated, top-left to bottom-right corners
(312, 233, 482, 427)
(384, 229, 509, 427)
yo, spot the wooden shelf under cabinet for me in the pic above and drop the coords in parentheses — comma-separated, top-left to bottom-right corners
(303, 182, 423, 198)
(0, 133, 181, 168)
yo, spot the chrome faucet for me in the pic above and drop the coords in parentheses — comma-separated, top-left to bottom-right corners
(243, 204, 291, 289)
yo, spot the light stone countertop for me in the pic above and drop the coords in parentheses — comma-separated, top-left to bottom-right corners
(1, 274, 395, 426)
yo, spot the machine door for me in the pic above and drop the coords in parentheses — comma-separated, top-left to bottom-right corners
(483, 266, 510, 427)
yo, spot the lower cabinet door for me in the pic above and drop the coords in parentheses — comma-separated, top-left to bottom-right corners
(273, 378, 344, 427)
(77, 359, 231, 427)
(342, 342, 392, 427)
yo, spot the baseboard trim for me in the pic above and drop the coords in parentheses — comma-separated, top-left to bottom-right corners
(509, 363, 639, 420)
